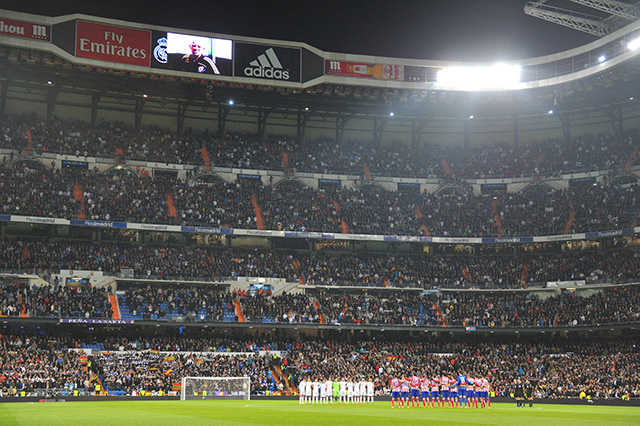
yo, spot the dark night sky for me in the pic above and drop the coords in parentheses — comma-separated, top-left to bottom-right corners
(2, 0, 598, 61)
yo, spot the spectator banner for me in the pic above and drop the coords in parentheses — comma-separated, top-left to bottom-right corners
(0, 18, 50, 41)
(76, 21, 151, 67)
(485, 237, 534, 243)
(60, 318, 135, 324)
(234, 43, 301, 82)
(2, 214, 640, 244)
(70, 219, 127, 228)
(325, 60, 404, 80)
(182, 226, 234, 235)
(127, 223, 183, 232)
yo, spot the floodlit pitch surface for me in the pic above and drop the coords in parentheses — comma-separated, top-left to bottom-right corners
(0, 401, 639, 426)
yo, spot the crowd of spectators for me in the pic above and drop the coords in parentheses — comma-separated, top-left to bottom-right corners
(2, 115, 638, 179)
(239, 291, 320, 324)
(0, 282, 112, 319)
(1, 240, 640, 289)
(1, 333, 638, 400)
(0, 335, 91, 397)
(2, 157, 640, 237)
(120, 286, 235, 321)
(1, 276, 639, 328)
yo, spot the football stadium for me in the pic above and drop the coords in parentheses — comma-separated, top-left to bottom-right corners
(0, 1, 639, 425)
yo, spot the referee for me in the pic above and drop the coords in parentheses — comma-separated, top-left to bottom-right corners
(526, 379, 536, 408)
(514, 378, 524, 407)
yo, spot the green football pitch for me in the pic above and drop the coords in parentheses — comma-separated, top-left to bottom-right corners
(0, 400, 638, 426)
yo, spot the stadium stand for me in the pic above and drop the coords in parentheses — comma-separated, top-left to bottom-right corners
(1, 6, 640, 404)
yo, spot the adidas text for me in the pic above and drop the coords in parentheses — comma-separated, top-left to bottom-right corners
(244, 67, 290, 80)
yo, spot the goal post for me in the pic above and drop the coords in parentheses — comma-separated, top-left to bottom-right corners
(180, 377, 251, 400)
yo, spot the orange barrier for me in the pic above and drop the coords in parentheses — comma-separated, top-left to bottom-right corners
(416, 207, 431, 236)
(74, 183, 86, 220)
(363, 162, 373, 181)
(463, 268, 472, 289)
(312, 301, 325, 324)
(281, 151, 289, 170)
(625, 147, 639, 172)
(109, 295, 120, 320)
(201, 147, 211, 171)
(433, 303, 447, 327)
(441, 159, 451, 175)
(491, 198, 501, 237)
(251, 193, 266, 230)
(24, 129, 32, 156)
(270, 367, 281, 386)
(166, 193, 178, 219)
(234, 299, 245, 323)
(563, 211, 576, 234)
(341, 219, 349, 234)
(275, 365, 296, 395)
(19, 294, 27, 318)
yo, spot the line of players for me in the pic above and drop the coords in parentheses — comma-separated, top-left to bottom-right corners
(390, 372, 491, 409)
(298, 377, 375, 405)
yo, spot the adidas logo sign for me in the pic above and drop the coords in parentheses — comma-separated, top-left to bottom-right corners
(244, 48, 290, 80)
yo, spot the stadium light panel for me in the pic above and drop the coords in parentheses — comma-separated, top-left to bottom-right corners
(436, 64, 521, 91)
(628, 37, 640, 51)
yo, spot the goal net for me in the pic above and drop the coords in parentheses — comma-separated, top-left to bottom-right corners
(180, 377, 251, 400)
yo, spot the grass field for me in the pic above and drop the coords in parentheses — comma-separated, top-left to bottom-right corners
(0, 400, 638, 426)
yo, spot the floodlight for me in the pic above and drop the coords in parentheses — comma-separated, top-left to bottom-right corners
(436, 64, 521, 90)
(598, 55, 606, 63)
(548, 110, 554, 115)
(628, 37, 640, 51)
(228, 99, 234, 105)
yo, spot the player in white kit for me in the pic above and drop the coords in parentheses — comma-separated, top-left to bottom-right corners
(359, 380, 367, 404)
(366, 379, 375, 404)
(324, 379, 332, 404)
(347, 380, 355, 404)
(320, 379, 328, 403)
(299, 378, 307, 404)
(312, 380, 320, 404)
(339, 378, 347, 404)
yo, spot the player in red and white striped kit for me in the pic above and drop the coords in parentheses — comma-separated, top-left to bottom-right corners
(429, 377, 441, 408)
(400, 377, 411, 408)
(409, 372, 421, 408)
(390, 377, 401, 408)
(420, 375, 430, 408)
(440, 374, 451, 408)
